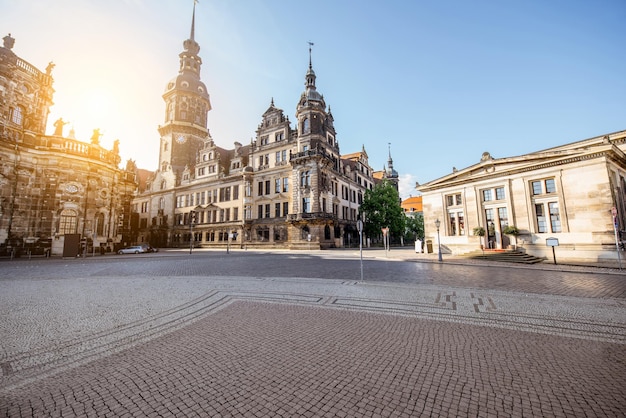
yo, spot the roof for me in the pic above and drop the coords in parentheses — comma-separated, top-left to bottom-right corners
(401, 196, 422, 213)
(417, 130, 626, 193)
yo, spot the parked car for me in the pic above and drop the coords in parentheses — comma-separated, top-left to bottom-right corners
(118, 246, 147, 254)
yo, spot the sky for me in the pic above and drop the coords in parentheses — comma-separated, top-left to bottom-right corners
(1, 0, 625, 199)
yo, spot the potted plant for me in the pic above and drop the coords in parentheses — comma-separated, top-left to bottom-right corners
(502, 225, 520, 249)
(473, 226, 486, 250)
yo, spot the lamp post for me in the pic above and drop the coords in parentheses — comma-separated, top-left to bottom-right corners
(435, 219, 442, 262)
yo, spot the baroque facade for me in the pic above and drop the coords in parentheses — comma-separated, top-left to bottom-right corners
(0, 33, 137, 256)
(417, 130, 626, 262)
(132, 8, 376, 250)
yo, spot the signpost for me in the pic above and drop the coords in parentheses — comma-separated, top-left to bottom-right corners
(546, 237, 559, 265)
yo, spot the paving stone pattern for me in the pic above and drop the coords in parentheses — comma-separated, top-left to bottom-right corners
(1, 251, 625, 417)
(2, 301, 625, 417)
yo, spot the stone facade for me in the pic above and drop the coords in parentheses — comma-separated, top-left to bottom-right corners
(132, 9, 375, 250)
(417, 130, 626, 262)
(0, 33, 138, 256)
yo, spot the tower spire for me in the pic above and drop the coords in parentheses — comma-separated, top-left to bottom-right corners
(308, 41, 314, 69)
(190, 0, 197, 41)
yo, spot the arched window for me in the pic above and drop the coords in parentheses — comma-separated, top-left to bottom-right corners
(303, 117, 310, 134)
(59, 209, 78, 235)
(11, 106, 24, 125)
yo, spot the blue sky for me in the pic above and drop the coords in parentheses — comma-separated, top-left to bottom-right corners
(1, 0, 624, 199)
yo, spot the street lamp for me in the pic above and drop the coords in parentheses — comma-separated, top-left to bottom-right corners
(435, 219, 442, 262)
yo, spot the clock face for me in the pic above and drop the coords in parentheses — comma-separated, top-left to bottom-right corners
(65, 184, 78, 194)
(176, 134, 186, 144)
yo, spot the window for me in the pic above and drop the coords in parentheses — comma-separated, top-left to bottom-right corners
(498, 207, 508, 232)
(303, 118, 310, 133)
(482, 189, 493, 202)
(233, 207, 239, 221)
(258, 205, 263, 219)
(265, 204, 270, 218)
(283, 177, 289, 192)
(275, 179, 281, 193)
(535, 204, 547, 233)
(275, 203, 281, 217)
(258, 182, 263, 196)
(59, 209, 78, 235)
(276, 151, 281, 163)
(447, 211, 464, 236)
(141, 202, 148, 213)
(300, 171, 311, 187)
(446, 193, 462, 206)
(549, 202, 561, 232)
(532, 178, 556, 195)
(283, 202, 289, 217)
(302, 197, 311, 213)
(219, 187, 226, 202)
(11, 106, 24, 125)
(265, 180, 271, 195)
(233, 185, 239, 200)
(495, 187, 505, 200)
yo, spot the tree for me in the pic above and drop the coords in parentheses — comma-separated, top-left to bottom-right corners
(404, 212, 424, 242)
(359, 180, 406, 243)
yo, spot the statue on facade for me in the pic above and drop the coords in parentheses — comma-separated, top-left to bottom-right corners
(53, 118, 68, 136)
(46, 61, 55, 75)
(113, 139, 120, 154)
(90, 128, 101, 145)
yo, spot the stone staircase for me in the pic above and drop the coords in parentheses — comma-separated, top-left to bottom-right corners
(462, 249, 546, 264)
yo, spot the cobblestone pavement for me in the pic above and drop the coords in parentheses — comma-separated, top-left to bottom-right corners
(1, 251, 625, 417)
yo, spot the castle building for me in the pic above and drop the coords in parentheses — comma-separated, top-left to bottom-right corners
(0, 33, 137, 256)
(132, 7, 375, 250)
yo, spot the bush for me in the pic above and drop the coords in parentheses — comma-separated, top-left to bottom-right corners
(502, 225, 519, 236)
(473, 226, 486, 236)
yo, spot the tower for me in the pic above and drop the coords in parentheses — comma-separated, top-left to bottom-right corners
(294, 42, 340, 165)
(156, 2, 211, 187)
(384, 143, 399, 192)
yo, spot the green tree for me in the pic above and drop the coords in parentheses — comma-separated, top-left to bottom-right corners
(360, 180, 406, 242)
(404, 212, 424, 241)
